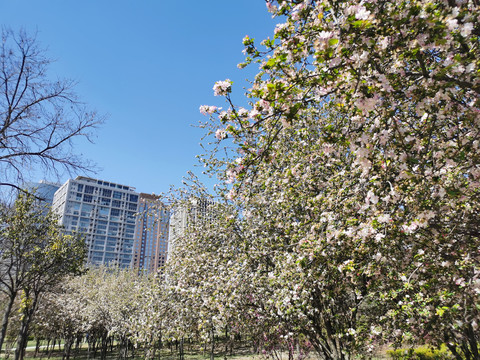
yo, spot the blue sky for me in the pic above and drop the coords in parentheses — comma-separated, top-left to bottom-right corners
(0, 1, 277, 195)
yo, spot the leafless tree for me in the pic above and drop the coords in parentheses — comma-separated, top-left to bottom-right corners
(0, 28, 102, 193)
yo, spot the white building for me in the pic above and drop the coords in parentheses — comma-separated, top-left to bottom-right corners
(132, 193, 170, 273)
(167, 197, 214, 261)
(52, 176, 139, 267)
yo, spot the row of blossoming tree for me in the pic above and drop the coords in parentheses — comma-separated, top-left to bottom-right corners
(9, 265, 265, 360)
(3, 0, 479, 359)
(192, 0, 480, 359)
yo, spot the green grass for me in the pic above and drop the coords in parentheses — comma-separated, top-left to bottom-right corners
(1, 341, 261, 360)
(1, 347, 263, 360)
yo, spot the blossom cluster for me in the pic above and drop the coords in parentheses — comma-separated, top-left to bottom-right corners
(212, 79, 232, 96)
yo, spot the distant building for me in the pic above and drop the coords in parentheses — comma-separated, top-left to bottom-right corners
(24, 180, 62, 205)
(52, 176, 139, 267)
(132, 193, 170, 273)
(167, 197, 214, 261)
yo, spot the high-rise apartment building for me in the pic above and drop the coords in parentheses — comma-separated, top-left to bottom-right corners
(167, 197, 214, 261)
(132, 193, 170, 273)
(24, 180, 61, 205)
(52, 176, 139, 267)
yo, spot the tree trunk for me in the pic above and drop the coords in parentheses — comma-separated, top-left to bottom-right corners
(63, 337, 73, 360)
(100, 334, 109, 360)
(34, 338, 41, 358)
(466, 323, 479, 360)
(46, 339, 51, 358)
(224, 327, 228, 360)
(118, 336, 128, 360)
(210, 328, 215, 360)
(0, 292, 16, 353)
(14, 312, 32, 360)
(179, 337, 184, 360)
(74, 335, 82, 357)
(14, 293, 38, 360)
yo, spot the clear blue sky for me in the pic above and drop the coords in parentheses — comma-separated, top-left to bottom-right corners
(0, 1, 277, 194)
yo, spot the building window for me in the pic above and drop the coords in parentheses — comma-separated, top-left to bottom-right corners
(98, 206, 109, 219)
(81, 204, 94, 217)
(69, 202, 81, 215)
(126, 211, 135, 223)
(110, 208, 121, 221)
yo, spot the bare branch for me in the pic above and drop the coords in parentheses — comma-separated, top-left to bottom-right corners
(0, 28, 104, 191)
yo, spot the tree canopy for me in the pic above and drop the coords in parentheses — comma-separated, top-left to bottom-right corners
(178, 0, 480, 359)
(0, 193, 85, 359)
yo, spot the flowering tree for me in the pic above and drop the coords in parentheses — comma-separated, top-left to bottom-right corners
(36, 266, 165, 360)
(194, 0, 480, 359)
(32, 279, 88, 360)
(0, 193, 85, 359)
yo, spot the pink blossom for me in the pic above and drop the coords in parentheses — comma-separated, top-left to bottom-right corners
(281, 118, 291, 128)
(249, 109, 261, 120)
(329, 57, 342, 68)
(215, 128, 227, 140)
(213, 79, 232, 96)
(226, 169, 236, 184)
(356, 95, 379, 114)
(375, 233, 385, 242)
(238, 108, 249, 117)
(291, 3, 305, 20)
(355, 6, 371, 20)
(379, 36, 389, 49)
(256, 99, 271, 110)
(226, 187, 236, 200)
(218, 111, 228, 121)
(402, 222, 419, 234)
(318, 31, 333, 40)
(274, 23, 288, 35)
(323, 143, 335, 155)
(377, 213, 391, 223)
(365, 191, 378, 205)
(199, 105, 219, 115)
(446, 18, 458, 30)
(461, 22, 473, 37)
(266, 1, 276, 13)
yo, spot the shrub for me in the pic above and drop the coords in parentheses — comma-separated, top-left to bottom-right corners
(387, 345, 453, 360)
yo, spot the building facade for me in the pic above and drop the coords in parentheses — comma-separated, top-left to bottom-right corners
(52, 176, 139, 267)
(24, 180, 62, 205)
(132, 193, 170, 273)
(167, 197, 213, 261)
